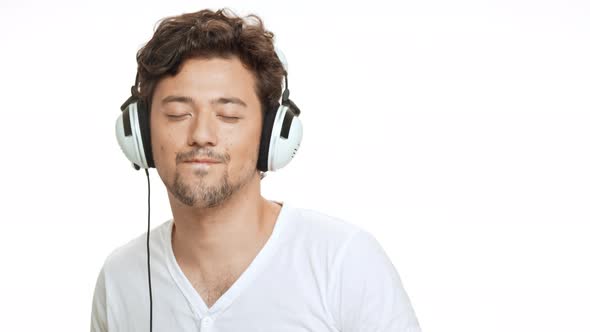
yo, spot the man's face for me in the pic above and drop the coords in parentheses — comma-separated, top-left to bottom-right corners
(150, 55, 263, 208)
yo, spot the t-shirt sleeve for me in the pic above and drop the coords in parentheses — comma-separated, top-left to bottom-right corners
(90, 266, 108, 332)
(328, 230, 422, 332)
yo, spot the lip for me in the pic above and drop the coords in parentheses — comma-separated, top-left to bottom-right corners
(185, 159, 220, 164)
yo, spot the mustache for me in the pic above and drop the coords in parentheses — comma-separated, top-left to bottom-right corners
(175, 149, 229, 165)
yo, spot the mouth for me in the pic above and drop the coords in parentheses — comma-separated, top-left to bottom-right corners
(182, 159, 221, 171)
(184, 159, 220, 164)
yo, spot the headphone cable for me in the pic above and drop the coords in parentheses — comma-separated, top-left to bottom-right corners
(145, 168, 153, 332)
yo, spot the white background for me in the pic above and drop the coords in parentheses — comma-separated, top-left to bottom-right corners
(0, 0, 588, 331)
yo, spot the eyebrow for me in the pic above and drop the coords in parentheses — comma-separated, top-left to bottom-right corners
(160, 95, 248, 108)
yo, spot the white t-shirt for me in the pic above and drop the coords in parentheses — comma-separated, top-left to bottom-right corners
(91, 201, 421, 332)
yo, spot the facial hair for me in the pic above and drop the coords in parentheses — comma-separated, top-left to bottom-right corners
(170, 159, 257, 208)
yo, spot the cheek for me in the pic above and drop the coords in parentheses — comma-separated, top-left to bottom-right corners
(157, 144, 166, 162)
(228, 132, 260, 167)
(151, 128, 178, 169)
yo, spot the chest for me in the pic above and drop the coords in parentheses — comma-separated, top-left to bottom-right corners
(190, 272, 240, 308)
(180, 258, 253, 308)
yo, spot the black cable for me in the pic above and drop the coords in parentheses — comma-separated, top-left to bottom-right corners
(145, 168, 153, 332)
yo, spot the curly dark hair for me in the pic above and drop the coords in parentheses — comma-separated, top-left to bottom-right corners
(134, 8, 286, 113)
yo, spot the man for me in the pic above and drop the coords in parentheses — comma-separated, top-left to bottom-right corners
(91, 8, 421, 332)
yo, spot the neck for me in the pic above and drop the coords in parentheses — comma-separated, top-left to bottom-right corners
(168, 175, 281, 275)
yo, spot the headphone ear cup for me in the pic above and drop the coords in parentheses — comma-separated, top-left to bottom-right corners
(136, 99, 155, 168)
(257, 104, 279, 172)
(115, 98, 154, 169)
(267, 105, 303, 171)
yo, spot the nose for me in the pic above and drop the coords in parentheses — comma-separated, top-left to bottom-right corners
(187, 111, 218, 147)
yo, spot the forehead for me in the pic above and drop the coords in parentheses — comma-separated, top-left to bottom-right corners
(153, 55, 258, 103)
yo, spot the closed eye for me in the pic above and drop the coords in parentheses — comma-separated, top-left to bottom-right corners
(167, 114, 190, 119)
(218, 115, 240, 121)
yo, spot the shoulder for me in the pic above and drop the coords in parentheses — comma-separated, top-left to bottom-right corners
(282, 204, 381, 275)
(294, 211, 422, 331)
(285, 204, 367, 249)
(285, 205, 421, 330)
(100, 220, 171, 278)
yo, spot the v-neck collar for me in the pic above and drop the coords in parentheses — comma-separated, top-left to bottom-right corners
(161, 201, 289, 319)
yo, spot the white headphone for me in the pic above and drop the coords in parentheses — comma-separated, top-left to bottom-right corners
(115, 45, 303, 172)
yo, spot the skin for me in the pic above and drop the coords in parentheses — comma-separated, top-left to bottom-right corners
(150, 55, 282, 307)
